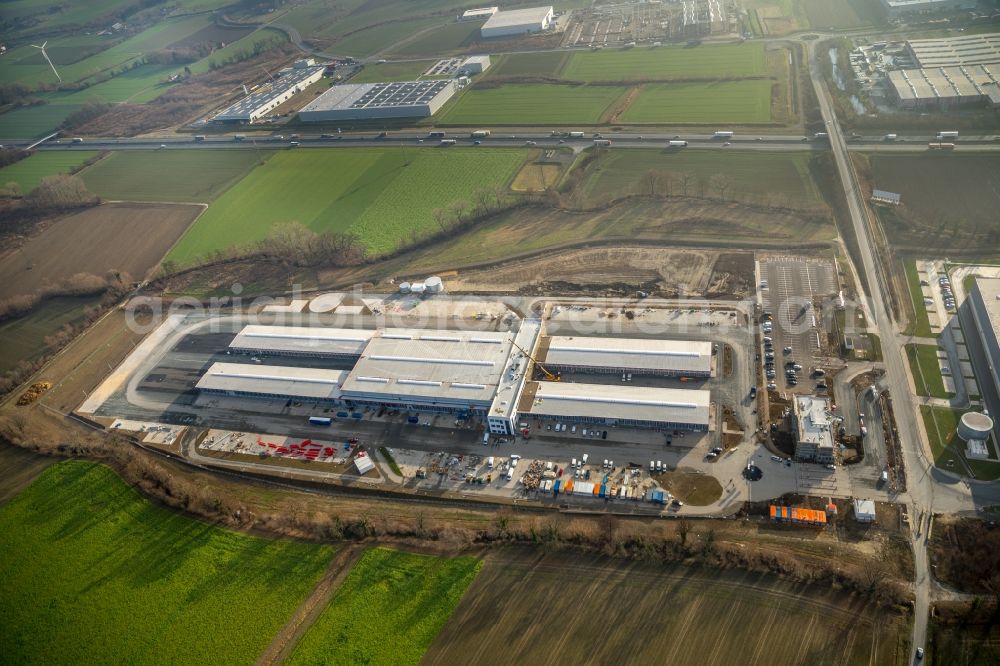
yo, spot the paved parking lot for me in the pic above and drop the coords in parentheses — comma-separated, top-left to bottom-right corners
(758, 258, 838, 389)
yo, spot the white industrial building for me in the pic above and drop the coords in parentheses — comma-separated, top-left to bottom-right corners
(519, 381, 710, 431)
(853, 499, 876, 523)
(461, 6, 498, 21)
(199, 322, 713, 434)
(890, 34, 1000, 108)
(229, 325, 374, 358)
(792, 395, 835, 463)
(213, 63, 325, 123)
(969, 278, 1000, 417)
(298, 80, 456, 121)
(881, 0, 976, 18)
(461, 55, 491, 75)
(480, 5, 554, 38)
(538, 336, 713, 377)
(197, 363, 349, 401)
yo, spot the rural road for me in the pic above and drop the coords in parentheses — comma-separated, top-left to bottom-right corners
(808, 38, 936, 660)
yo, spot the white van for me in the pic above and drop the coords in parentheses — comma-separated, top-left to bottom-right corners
(487, 457, 495, 469)
(483, 432, 490, 445)
(571, 425, 577, 434)
(582, 453, 589, 465)
(582, 429, 588, 436)
(571, 457, 577, 468)
(656, 460, 663, 472)
(649, 460, 655, 472)
(506, 467, 514, 481)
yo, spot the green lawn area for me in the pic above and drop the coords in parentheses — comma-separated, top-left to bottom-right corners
(906, 343, 953, 399)
(0, 461, 334, 664)
(903, 259, 933, 337)
(287, 547, 481, 666)
(61, 64, 180, 104)
(0, 104, 82, 140)
(0, 151, 98, 194)
(82, 150, 266, 202)
(921, 406, 1000, 481)
(563, 43, 767, 81)
(166, 147, 527, 264)
(621, 80, 773, 124)
(576, 149, 823, 208)
(439, 84, 625, 125)
(350, 60, 435, 83)
(487, 51, 571, 79)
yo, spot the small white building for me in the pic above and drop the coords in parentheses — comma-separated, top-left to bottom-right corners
(460, 55, 491, 75)
(354, 454, 375, 475)
(481, 6, 554, 38)
(461, 6, 498, 21)
(792, 395, 836, 464)
(853, 499, 876, 523)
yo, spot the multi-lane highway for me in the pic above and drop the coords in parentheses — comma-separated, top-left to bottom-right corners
(9, 131, 1000, 153)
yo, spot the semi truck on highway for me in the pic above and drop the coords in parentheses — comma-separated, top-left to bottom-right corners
(308, 416, 332, 426)
(928, 142, 955, 150)
(936, 131, 959, 139)
(569, 131, 585, 138)
(713, 131, 734, 138)
(593, 139, 612, 146)
(884, 133, 897, 141)
(470, 130, 491, 138)
(668, 140, 688, 147)
(440, 138, 457, 146)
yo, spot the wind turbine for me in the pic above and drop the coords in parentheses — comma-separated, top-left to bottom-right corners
(31, 41, 62, 82)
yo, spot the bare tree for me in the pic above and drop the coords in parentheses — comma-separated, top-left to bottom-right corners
(677, 519, 691, 547)
(678, 172, 693, 197)
(432, 207, 448, 232)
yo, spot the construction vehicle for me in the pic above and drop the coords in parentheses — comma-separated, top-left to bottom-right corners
(509, 339, 560, 381)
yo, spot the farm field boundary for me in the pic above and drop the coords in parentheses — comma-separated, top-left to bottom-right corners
(0, 460, 334, 665)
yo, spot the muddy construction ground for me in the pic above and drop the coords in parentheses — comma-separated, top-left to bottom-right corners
(448, 247, 754, 299)
(0, 203, 201, 301)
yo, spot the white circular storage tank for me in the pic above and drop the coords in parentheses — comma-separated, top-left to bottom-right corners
(424, 276, 443, 293)
(410, 282, 426, 294)
(398, 281, 411, 294)
(958, 411, 994, 441)
(308, 293, 344, 313)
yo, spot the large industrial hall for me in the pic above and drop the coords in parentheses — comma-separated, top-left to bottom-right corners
(197, 323, 714, 435)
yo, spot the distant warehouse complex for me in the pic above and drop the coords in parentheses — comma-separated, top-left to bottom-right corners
(889, 35, 1000, 108)
(198, 324, 712, 435)
(880, 0, 976, 18)
(299, 80, 457, 121)
(480, 5, 554, 38)
(213, 60, 325, 123)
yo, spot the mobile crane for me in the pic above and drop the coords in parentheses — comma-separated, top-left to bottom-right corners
(509, 339, 560, 382)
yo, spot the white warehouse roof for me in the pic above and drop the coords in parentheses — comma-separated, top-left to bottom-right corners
(482, 5, 553, 30)
(794, 395, 834, 446)
(230, 325, 374, 356)
(341, 329, 513, 406)
(521, 381, 710, 427)
(540, 336, 712, 375)
(196, 363, 349, 400)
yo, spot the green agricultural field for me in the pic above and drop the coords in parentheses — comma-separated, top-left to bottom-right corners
(61, 64, 180, 104)
(488, 52, 570, 79)
(800, 0, 885, 29)
(577, 149, 823, 208)
(390, 20, 481, 56)
(621, 80, 773, 124)
(189, 28, 288, 75)
(332, 17, 447, 58)
(0, 297, 97, 374)
(82, 150, 266, 202)
(287, 547, 481, 666)
(563, 43, 767, 82)
(867, 154, 1000, 246)
(0, 461, 334, 665)
(439, 84, 626, 125)
(0, 151, 98, 194)
(0, 104, 82, 140)
(166, 147, 527, 264)
(350, 60, 436, 83)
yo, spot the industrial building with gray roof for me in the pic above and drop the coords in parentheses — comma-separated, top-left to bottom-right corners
(298, 80, 457, 121)
(538, 336, 713, 377)
(890, 34, 1000, 108)
(519, 381, 710, 431)
(213, 63, 325, 123)
(969, 277, 1000, 422)
(201, 324, 712, 432)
